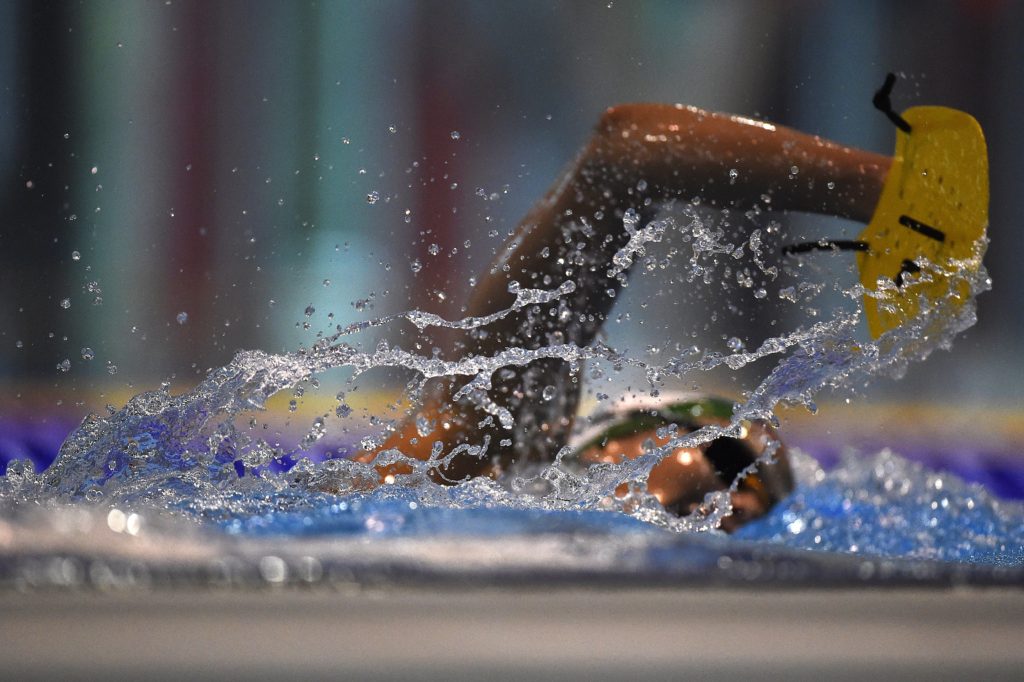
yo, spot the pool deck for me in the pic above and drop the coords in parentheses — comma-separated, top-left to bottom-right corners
(2, 587, 1022, 680)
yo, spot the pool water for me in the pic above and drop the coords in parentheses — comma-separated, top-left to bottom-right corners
(2, 213, 1019, 588)
(1, 423, 1021, 589)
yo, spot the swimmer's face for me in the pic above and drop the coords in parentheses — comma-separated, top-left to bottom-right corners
(579, 422, 790, 531)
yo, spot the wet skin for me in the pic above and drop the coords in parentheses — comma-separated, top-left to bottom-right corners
(354, 103, 890, 529)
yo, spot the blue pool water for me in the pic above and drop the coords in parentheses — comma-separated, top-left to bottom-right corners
(2, 220, 1019, 587)
(2, 416, 1021, 589)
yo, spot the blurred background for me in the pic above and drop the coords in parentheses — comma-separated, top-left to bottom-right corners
(2, 0, 1022, 469)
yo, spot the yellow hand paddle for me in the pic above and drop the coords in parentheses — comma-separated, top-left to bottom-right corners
(857, 106, 989, 338)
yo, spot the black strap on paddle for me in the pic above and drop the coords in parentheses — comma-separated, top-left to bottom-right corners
(781, 240, 869, 256)
(873, 72, 912, 133)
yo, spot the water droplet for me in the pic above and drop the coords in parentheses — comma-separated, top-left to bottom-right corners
(56, 358, 71, 372)
(541, 385, 557, 401)
(387, 124, 397, 133)
(59, 298, 71, 309)
(728, 168, 739, 184)
(341, 136, 350, 144)
(302, 418, 327, 446)
(450, 130, 461, 140)
(410, 258, 422, 273)
(322, 279, 331, 287)
(826, 181, 836, 190)
(106, 362, 117, 375)
(90, 166, 98, 175)
(622, 207, 639, 234)
(727, 337, 745, 352)
(176, 311, 188, 324)
(304, 305, 315, 317)
(427, 243, 440, 256)
(15, 340, 23, 349)
(71, 250, 81, 261)
(80, 347, 95, 360)
(366, 191, 379, 204)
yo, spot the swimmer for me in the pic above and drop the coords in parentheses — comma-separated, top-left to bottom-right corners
(352, 76, 988, 531)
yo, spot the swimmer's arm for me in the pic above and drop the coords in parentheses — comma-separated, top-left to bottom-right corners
(467, 103, 891, 331)
(365, 104, 892, 482)
(595, 103, 890, 221)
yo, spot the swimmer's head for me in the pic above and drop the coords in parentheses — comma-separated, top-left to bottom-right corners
(573, 396, 793, 531)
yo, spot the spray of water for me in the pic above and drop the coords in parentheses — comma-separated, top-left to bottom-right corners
(0, 204, 993, 547)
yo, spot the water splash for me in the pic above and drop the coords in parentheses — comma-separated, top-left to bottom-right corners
(1, 208, 1010, 570)
(736, 447, 1024, 565)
